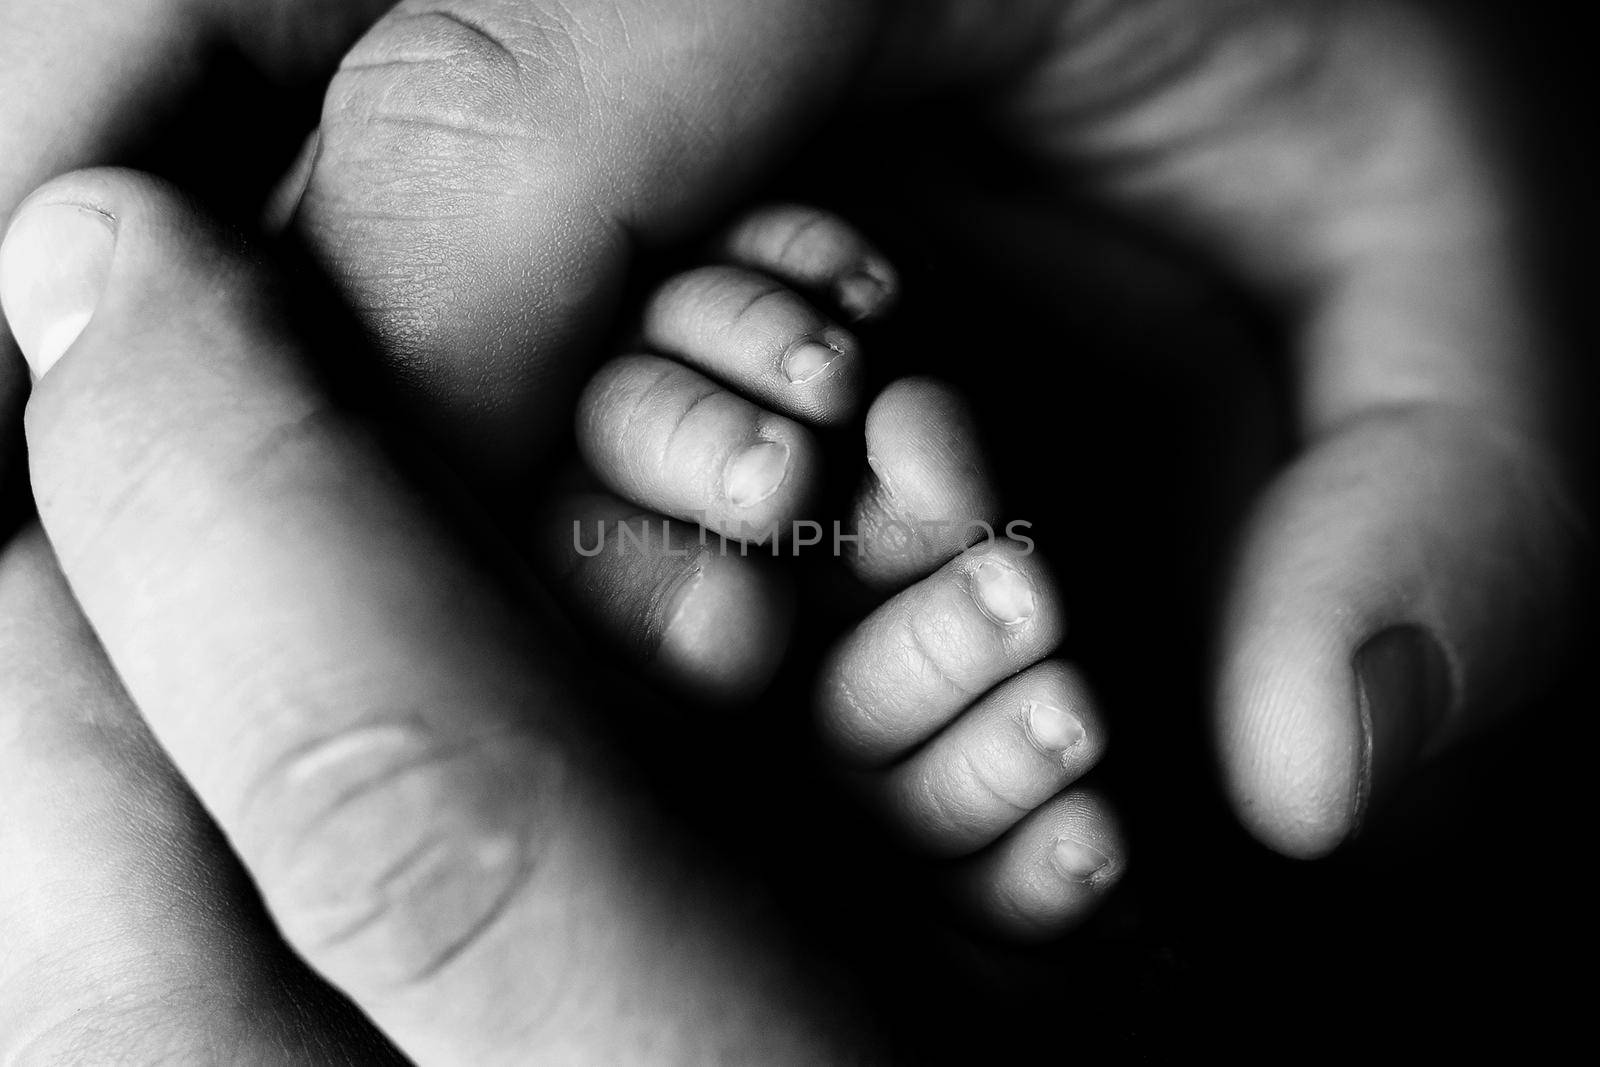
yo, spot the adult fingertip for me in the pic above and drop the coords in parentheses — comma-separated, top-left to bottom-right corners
(0, 200, 118, 379)
(1223, 625, 1454, 861)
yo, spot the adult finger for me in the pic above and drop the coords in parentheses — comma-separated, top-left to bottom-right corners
(1, 0, 204, 477)
(0, 525, 397, 1064)
(994, 2, 1588, 854)
(6, 167, 862, 1061)
(1216, 407, 1583, 856)
(0, 0, 396, 452)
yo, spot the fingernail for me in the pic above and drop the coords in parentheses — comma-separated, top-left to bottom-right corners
(652, 558, 706, 661)
(781, 337, 841, 384)
(971, 559, 1035, 624)
(0, 202, 118, 378)
(725, 440, 789, 508)
(1026, 701, 1086, 757)
(1352, 625, 1451, 835)
(1051, 837, 1110, 884)
(837, 266, 892, 322)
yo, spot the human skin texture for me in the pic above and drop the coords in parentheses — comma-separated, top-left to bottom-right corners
(0, 0, 1585, 1060)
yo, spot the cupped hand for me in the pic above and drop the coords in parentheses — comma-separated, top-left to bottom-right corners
(285, 0, 1584, 857)
(3, 169, 877, 1062)
(0, 0, 1586, 1058)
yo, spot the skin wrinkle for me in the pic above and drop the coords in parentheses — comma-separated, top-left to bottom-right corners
(823, 669, 888, 766)
(257, 726, 554, 991)
(0, 818, 370, 1056)
(308, 5, 601, 425)
(735, 210, 862, 286)
(589, 358, 674, 458)
(1015, 1, 1503, 330)
(721, 283, 792, 338)
(657, 380, 727, 481)
(1039, 0, 1331, 147)
(331, 111, 535, 146)
(241, 712, 554, 830)
(429, 7, 518, 63)
(0, 0, 1574, 1049)
(0, 0, 889, 1062)
(327, 49, 530, 145)
(308, 837, 491, 972)
(52, 408, 421, 740)
(915, 754, 977, 843)
(297, 0, 883, 491)
(948, 743, 1032, 823)
(0, 527, 394, 1062)
(900, 607, 976, 706)
(851, 383, 1001, 582)
(636, 547, 707, 658)
(771, 213, 829, 276)
(38, 387, 331, 596)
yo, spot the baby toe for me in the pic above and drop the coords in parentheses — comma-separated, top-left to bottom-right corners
(578, 354, 820, 544)
(878, 660, 1107, 856)
(816, 540, 1065, 766)
(538, 487, 793, 704)
(644, 265, 864, 425)
(850, 377, 1003, 590)
(956, 790, 1125, 939)
(715, 203, 899, 323)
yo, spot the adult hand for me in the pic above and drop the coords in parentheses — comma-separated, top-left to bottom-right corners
(3, 169, 870, 1061)
(0, 0, 1585, 1057)
(5, 0, 1576, 851)
(284, 0, 1584, 854)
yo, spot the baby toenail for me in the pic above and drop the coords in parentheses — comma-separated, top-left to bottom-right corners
(1051, 837, 1110, 884)
(837, 269, 890, 322)
(971, 559, 1035, 625)
(725, 440, 790, 508)
(1026, 701, 1085, 757)
(655, 558, 707, 653)
(782, 338, 840, 384)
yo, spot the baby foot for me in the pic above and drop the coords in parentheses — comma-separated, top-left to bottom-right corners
(535, 204, 896, 702)
(822, 378, 1123, 937)
(547, 204, 1123, 935)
